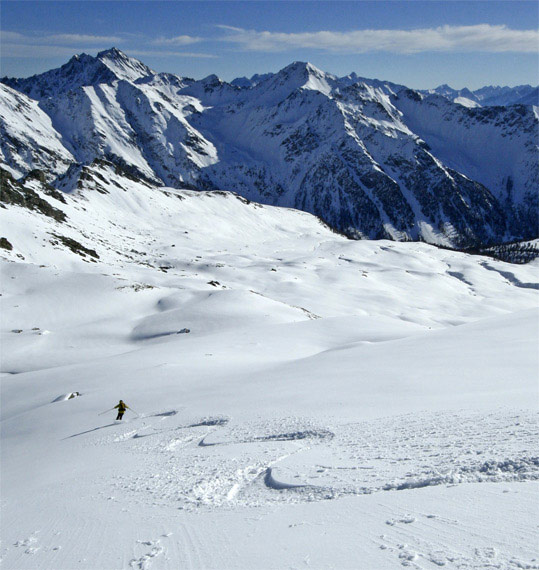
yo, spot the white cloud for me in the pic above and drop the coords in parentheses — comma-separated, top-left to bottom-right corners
(129, 49, 217, 59)
(0, 30, 216, 60)
(1, 43, 108, 59)
(0, 30, 123, 46)
(0, 30, 124, 58)
(0, 31, 28, 42)
(152, 35, 202, 46)
(46, 34, 124, 45)
(216, 24, 539, 54)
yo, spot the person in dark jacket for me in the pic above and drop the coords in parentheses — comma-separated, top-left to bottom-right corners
(114, 400, 129, 420)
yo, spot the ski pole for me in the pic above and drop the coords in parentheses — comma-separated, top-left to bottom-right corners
(127, 408, 140, 417)
(98, 408, 114, 416)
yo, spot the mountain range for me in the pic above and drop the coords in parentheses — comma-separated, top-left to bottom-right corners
(1, 47, 537, 248)
(233, 72, 538, 108)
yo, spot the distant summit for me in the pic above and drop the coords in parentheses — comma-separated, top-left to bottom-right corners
(1, 47, 155, 99)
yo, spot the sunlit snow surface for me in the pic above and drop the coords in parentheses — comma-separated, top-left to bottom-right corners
(1, 175, 538, 569)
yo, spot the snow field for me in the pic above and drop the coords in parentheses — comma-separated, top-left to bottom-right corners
(1, 177, 538, 569)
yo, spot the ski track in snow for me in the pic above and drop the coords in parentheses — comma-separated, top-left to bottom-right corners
(84, 409, 539, 513)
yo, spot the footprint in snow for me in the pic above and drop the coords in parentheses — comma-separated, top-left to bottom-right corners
(129, 539, 164, 570)
(386, 516, 416, 526)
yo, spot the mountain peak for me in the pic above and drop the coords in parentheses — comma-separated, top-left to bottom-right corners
(281, 61, 325, 78)
(231, 72, 275, 89)
(0, 48, 154, 99)
(97, 47, 126, 60)
(69, 52, 94, 63)
(96, 47, 155, 82)
(250, 60, 333, 104)
(201, 74, 221, 84)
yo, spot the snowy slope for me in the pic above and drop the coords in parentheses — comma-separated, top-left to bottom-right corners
(1, 165, 538, 569)
(0, 84, 75, 179)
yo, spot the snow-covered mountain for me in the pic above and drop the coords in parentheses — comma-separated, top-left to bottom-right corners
(2, 47, 156, 99)
(234, 73, 538, 108)
(422, 84, 481, 108)
(1, 49, 537, 247)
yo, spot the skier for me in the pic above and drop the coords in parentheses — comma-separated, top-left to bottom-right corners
(114, 400, 129, 421)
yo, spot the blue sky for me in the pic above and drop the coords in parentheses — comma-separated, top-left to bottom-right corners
(1, 1, 537, 89)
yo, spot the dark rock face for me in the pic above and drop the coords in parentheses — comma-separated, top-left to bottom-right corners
(50, 234, 99, 259)
(0, 169, 67, 223)
(0, 237, 13, 250)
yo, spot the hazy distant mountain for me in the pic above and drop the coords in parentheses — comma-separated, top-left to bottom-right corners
(231, 73, 275, 88)
(424, 83, 538, 108)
